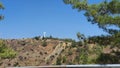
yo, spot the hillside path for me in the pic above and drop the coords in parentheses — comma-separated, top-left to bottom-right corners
(45, 41, 66, 64)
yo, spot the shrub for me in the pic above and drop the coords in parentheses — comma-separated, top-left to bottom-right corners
(96, 53, 119, 64)
(34, 36, 40, 40)
(56, 57, 62, 65)
(53, 46, 56, 49)
(62, 56, 66, 63)
(20, 41, 26, 46)
(76, 47, 81, 52)
(71, 41, 77, 47)
(55, 53, 58, 55)
(76, 47, 88, 64)
(39, 52, 43, 55)
(61, 38, 76, 43)
(0, 40, 16, 59)
(13, 62, 19, 66)
(44, 52, 47, 54)
(42, 41, 47, 47)
(77, 41, 83, 46)
(18, 56, 23, 61)
(68, 51, 73, 55)
(0, 40, 17, 59)
(0, 49, 16, 59)
(75, 55, 80, 63)
(0, 43, 6, 52)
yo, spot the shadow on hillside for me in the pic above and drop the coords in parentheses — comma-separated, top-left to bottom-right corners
(96, 51, 120, 64)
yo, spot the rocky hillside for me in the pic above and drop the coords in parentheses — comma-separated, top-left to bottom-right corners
(0, 37, 120, 68)
(0, 38, 71, 68)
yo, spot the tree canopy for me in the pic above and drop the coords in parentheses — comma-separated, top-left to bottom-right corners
(77, 32, 85, 41)
(63, 0, 120, 35)
(0, 2, 4, 20)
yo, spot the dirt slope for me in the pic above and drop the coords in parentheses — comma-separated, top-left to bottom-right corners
(0, 38, 69, 68)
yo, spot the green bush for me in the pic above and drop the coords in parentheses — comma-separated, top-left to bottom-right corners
(0, 42, 6, 52)
(0, 49, 16, 59)
(75, 45, 103, 64)
(75, 47, 88, 64)
(0, 40, 16, 59)
(42, 41, 47, 47)
(34, 36, 40, 40)
(13, 62, 19, 66)
(96, 53, 119, 64)
(68, 51, 73, 55)
(76, 47, 81, 52)
(71, 41, 77, 47)
(77, 41, 83, 46)
(62, 56, 66, 63)
(56, 57, 62, 65)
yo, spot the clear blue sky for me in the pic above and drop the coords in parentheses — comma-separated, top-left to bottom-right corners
(0, 0, 108, 40)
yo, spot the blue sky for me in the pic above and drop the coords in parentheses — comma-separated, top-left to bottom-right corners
(0, 0, 108, 40)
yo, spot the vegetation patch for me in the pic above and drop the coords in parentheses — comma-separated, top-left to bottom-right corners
(0, 40, 17, 59)
(42, 41, 47, 47)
